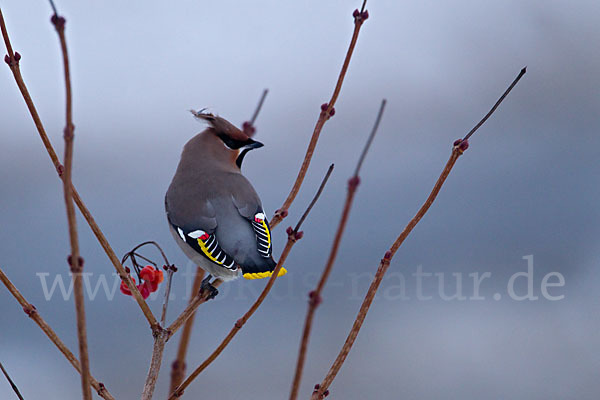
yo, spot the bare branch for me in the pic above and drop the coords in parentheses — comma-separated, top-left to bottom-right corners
(0, 268, 115, 400)
(141, 329, 168, 400)
(270, 1, 370, 229)
(0, 7, 159, 331)
(289, 100, 385, 400)
(169, 165, 334, 399)
(47, 7, 92, 399)
(311, 70, 526, 399)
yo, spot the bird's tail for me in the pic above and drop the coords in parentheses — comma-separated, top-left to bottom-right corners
(242, 257, 287, 280)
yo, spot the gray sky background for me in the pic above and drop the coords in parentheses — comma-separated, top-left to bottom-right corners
(1, 1, 599, 399)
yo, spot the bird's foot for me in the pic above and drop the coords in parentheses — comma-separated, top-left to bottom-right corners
(200, 274, 219, 300)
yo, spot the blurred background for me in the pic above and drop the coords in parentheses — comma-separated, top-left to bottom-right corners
(1, 0, 599, 399)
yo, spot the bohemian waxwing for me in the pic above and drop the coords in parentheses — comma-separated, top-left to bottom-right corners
(165, 111, 286, 288)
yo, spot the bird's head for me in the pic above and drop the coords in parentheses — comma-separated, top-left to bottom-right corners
(190, 110, 264, 169)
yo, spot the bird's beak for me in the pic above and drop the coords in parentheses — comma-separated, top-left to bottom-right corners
(243, 139, 264, 150)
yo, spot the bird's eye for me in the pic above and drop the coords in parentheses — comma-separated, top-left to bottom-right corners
(217, 134, 244, 150)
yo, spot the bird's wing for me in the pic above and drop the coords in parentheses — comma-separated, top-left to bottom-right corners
(165, 194, 237, 271)
(229, 175, 273, 260)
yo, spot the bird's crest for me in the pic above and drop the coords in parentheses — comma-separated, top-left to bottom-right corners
(189, 109, 248, 141)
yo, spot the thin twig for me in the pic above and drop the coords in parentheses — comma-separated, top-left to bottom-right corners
(311, 69, 526, 399)
(250, 88, 268, 125)
(125, 240, 171, 264)
(463, 67, 526, 141)
(293, 164, 334, 233)
(0, 360, 24, 400)
(289, 99, 385, 400)
(0, 268, 115, 400)
(169, 268, 205, 393)
(353, 99, 386, 177)
(242, 89, 269, 137)
(169, 165, 334, 399)
(47, 0, 58, 16)
(128, 252, 157, 267)
(49, 9, 92, 400)
(0, 7, 159, 331)
(270, 1, 369, 229)
(161, 269, 175, 326)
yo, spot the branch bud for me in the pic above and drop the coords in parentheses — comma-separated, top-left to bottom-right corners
(275, 208, 288, 219)
(453, 138, 469, 153)
(309, 290, 322, 307)
(97, 383, 106, 395)
(348, 176, 360, 189)
(23, 304, 37, 317)
(67, 255, 85, 272)
(51, 15, 66, 30)
(242, 121, 256, 137)
(4, 53, 21, 67)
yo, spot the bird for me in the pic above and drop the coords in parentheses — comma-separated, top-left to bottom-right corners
(165, 111, 286, 297)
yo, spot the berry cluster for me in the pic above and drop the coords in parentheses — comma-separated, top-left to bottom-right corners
(120, 265, 164, 299)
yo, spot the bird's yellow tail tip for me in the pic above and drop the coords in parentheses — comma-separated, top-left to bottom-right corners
(243, 267, 287, 280)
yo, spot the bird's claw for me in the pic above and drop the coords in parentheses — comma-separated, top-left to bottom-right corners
(200, 275, 219, 300)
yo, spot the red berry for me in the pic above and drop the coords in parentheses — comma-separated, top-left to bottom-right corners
(140, 266, 155, 282)
(120, 280, 132, 296)
(138, 283, 150, 299)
